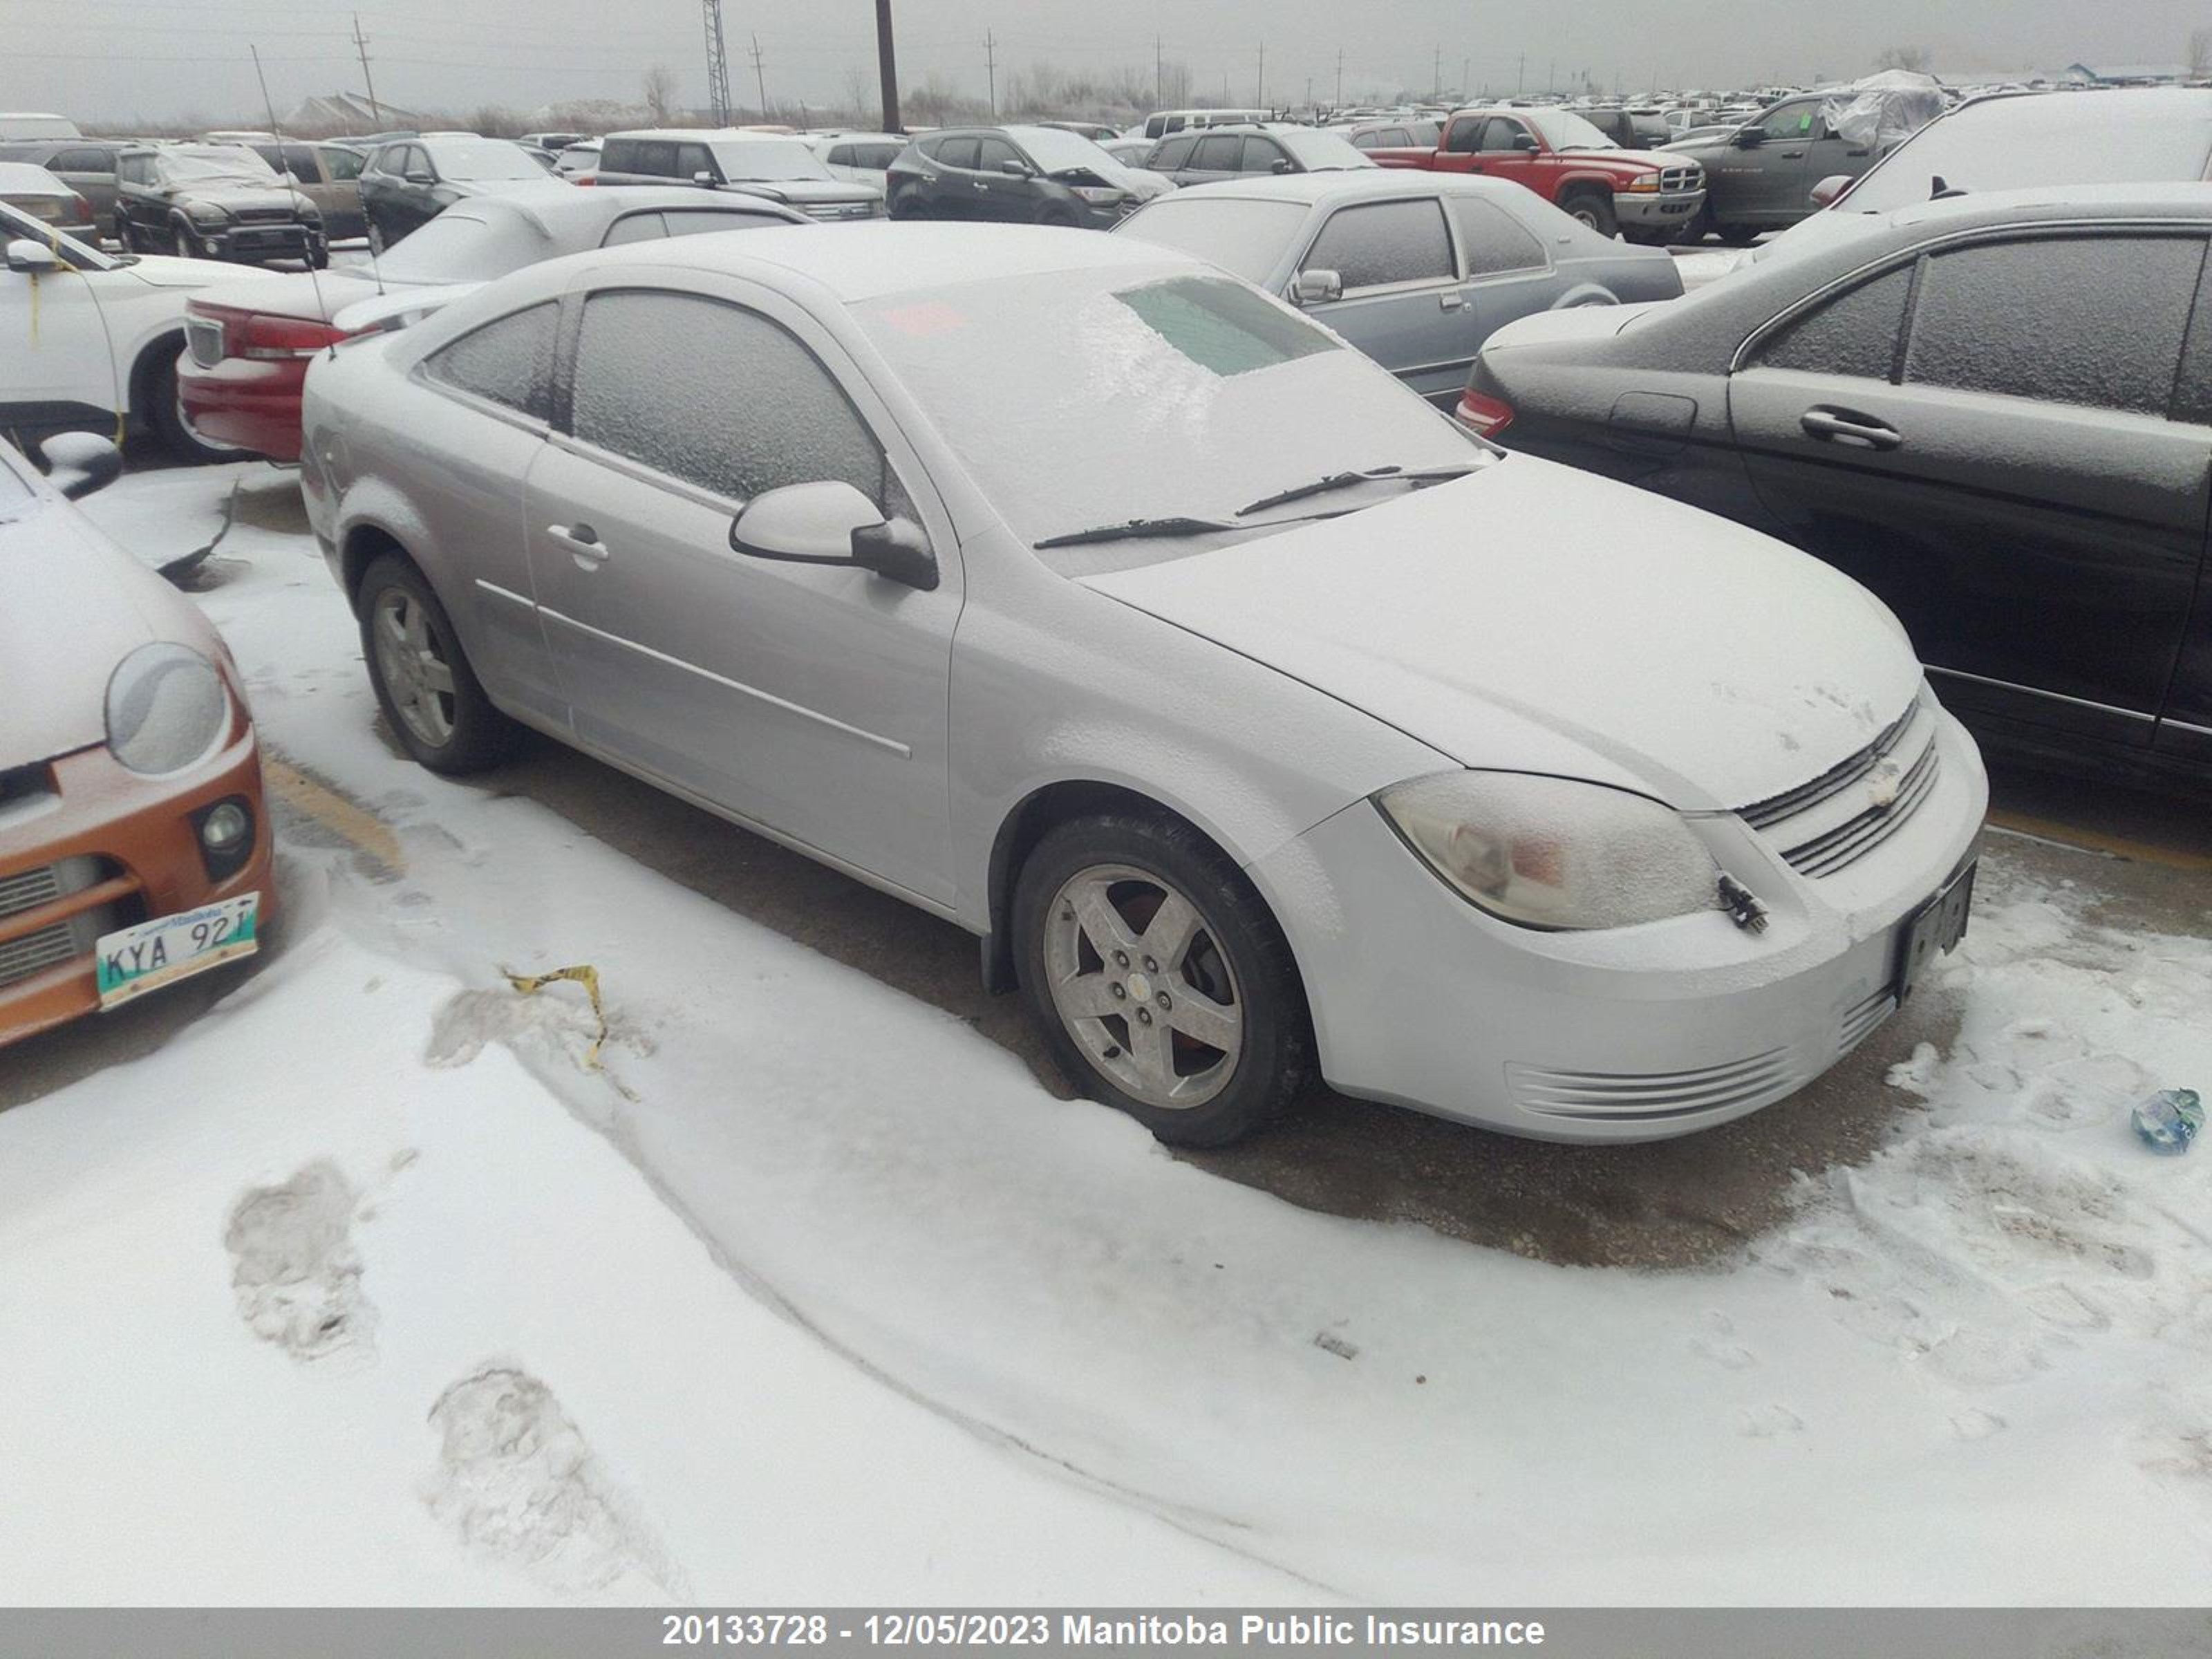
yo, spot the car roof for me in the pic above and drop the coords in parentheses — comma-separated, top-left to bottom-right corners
(1869, 180, 2212, 232)
(444, 179, 809, 234)
(572, 221, 1199, 303)
(604, 128, 808, 143)
(1163, 170, 1528, 208)
(0, 161, 68, 193)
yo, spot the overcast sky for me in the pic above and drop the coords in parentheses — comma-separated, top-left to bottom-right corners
(6, 0, 2206, 124)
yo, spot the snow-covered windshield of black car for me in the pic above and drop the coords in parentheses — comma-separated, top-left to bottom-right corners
(159, 148, 281, 185)
(1527, 109, 1619, 151)
(429, 140, 546, 182)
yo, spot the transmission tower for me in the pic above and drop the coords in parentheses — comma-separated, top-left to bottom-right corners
(702, 0, 733, 124)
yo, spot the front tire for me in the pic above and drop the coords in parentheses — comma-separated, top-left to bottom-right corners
(1013, 812, 1312, 1147)
(890, 192, 931, 221)
(357, 554, 520, 774)
(1562, 190, 1618, 238)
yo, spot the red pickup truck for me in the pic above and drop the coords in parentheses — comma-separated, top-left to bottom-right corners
(1365, 106, 1706, 244)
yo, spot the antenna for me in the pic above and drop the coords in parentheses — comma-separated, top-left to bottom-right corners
(249, 44, 344, 353)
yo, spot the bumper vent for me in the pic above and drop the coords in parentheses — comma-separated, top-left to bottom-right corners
(1508, 1048, 1799, 1122)
(0, 862, 62, 921)
(0, 920, 77, 990)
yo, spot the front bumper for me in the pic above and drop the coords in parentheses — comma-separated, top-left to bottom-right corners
(188, 222, 324, 265)
(0, 731, 274, 1049)
(1614, 187, 1705, 229)
(1248, 708, 1987, 1142)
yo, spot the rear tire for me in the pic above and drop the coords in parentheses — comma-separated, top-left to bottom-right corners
(1716, 221, 1761, 246)
(1013, 812, 1313, 1148)
(1561, 191, 1618, 238)
(356, 553, 521, 775)
(1033, 205, 1081, 228)
(144, 348, 237, 465)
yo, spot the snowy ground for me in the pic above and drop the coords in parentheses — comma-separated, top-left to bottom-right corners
(4, 463, 2210, 1604)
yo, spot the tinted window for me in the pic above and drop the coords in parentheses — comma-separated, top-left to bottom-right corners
(423, 303, 556, 420)
(55, 148, 113, 173)
(1303, 198, 1454, 288)
(1152, 135, 1197, 169)
(320, 146, 364, 180)
(1450, 196, 1548, 276)
(276, 144, 320, 181)
(1444, 118, 1483, 155)
(1190, 135, 1244, 171)
(635, 140, 678, 176)
(1478, 118, 1528, 153)
(853, 142, 902, 169)
(571, 292, 886, 504)
(975, 136, 1022, 172)
(675, 142, 715, 179)
(599, 138, 641, 172)
(1904, 234, 2202, 415)
(936, 135, 980, 170)
(827, 144, 855, 165)
(1240, 138, 1286, 174)
(1751, 265, 1912, 377)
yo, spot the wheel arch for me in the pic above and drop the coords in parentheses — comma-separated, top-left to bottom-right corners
(125, 326, 188, 427)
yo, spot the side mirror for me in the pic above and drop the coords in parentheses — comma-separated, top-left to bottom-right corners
(4, 238, 59, 274)
(998, 159, 1031, 177)
(1270, 158, 1294, 174)
(404, 169, 434, 185)
(1292, 268, 1342, 306)
(1732, 128, 1764, 148)
(39, 431, 122, 500)
(1809, 173, 1850, 208)
(1512, 134, 1539, 152)
(730, 480, 938, 591)
(691, 169, 717, 187)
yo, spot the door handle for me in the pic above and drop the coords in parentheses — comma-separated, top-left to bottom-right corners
(1439, 291, 1465, 311)
(971, 180, 988, 190)
(1799, 407, 1901, 450)
(547, 522, 608, 564)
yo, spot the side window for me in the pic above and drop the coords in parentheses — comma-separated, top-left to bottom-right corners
(1450, 197, 1549, 276)
(599, 212, 666, 245)
(936, 135, 980, 171)
(1303, 198, 1454, 290)
(320, 147, 364, 181)
(570, 292, 888, 505)
(283, 145, 321, 182)
(639, 140, 679, 176)
(1749, 265, 1913, 378)
(57, 148, 113, 174)
(1478, 118, 1528, 153)
(1191, 134, 1244, 171)
(1351, 131, 1381, 150)
(858, 143, 902, 169)
(826, 144, 854, 166)
(405, 146, 433, 178)
(422, 302, 557, 421)
(599, 139, 639, 173)
(975, 136, 1022, 173)
(1759, 101, 1815, 142)
(1152, 135, 1196, 169)
(1241, 138, 1286, 174)
(1904, 235, 2202, 416)
(1443, 118, 1483, 155)
(1379, 127, 1414, 147)
(675, 142, 715, 180)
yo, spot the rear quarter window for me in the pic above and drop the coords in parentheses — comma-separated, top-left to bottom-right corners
(422, 303, 558, 420)
(1749, 265, 1913, 378)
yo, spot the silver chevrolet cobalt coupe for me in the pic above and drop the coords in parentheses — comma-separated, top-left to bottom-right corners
(301, 224, 1985, 1147)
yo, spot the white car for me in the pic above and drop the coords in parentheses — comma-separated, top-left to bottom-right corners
(807, 131, 908, 192)
(301, 225, 1987, 1148)
(0, 200, 275, 461)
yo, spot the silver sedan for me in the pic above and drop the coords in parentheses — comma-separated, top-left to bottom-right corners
(301, 225, 1985, 1147)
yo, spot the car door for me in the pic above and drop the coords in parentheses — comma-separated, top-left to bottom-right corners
(1794, 107, 1871, 213)
(1730, 229, 2211, 749)
(406, 300, 568, 727)
(50, 147, 118, 236)
(1239, 135, 1291, 178)
(1179, 133, 1247, 187)
(314, 144, 366, 238)
(927, 135, 982, 218)
(1470, 116, 1539, 189)
(1147, 134, 1196, 183)
(1294, 195, 1466, 402)
(1446, 193, 1564, 348)
(0, 207, 118, 424)
(522, 278, 961, 904)
(1727, 100, 1820, 224)
(972, 135, 1041, 223)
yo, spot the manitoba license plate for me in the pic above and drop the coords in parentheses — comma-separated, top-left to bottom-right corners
(95, 892, 261, 1010)
(1895, 861, 1975, 1002)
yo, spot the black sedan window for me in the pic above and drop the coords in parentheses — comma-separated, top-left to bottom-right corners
(1750, 265, 1913, 379)
(1303, 198, 1454, 290)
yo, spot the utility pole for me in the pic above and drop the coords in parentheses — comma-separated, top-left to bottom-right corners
(749, 32, 767, 120)
(700, 0, 732, 124)
(1304, 74, 1312, 111)
(875, 0, 901, 133)
(1517, 52, 1525, 94)
(1461, 55, 1469, 97)
(1433, 44, 1441, 100)
(350, 12, 381, 125)
(1255, 41, 1264, 108)
(1334, 46, 1343, 108)
(984, 28, 997, 116)
(1153, 35, 1163, 108)
(1547, 56, 1555, 94)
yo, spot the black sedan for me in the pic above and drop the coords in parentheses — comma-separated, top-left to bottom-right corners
(358, 135, 548, 247)
(1462, 186, 2212, 791)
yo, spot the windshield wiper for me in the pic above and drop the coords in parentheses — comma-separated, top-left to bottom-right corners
(1034, 515, 1240, 550)
(1235, 463, 1477, 516)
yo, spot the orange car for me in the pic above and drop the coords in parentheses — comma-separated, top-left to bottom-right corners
(1, 434, 272, 1048)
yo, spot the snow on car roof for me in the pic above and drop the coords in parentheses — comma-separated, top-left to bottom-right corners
(577, 221, 1202, 303)
(1880, 179, 2212, 229)
(1165, 171, 1530, 208)
(432, 179, 796, 238)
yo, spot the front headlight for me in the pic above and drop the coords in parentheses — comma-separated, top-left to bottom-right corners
(187, 200, 230, 224)
(1377, 771, 1720, 931)
(1070, 185, 1127, 205)
(1624, 171, 1662, 193)
(105, 642, 230, 776)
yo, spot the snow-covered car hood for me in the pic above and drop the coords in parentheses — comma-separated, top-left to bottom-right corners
(0, 488, 219, 768)
(1080, 454, 1922, 812)
(120, 252, 284, 292)
(730, 178, 879, 206)
(172, 182, 315, 218)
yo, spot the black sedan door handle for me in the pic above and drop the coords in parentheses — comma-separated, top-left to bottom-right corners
(1800, 406, 1902, 450)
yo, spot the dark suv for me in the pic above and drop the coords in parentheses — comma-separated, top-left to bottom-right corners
(114, 144, 326, 265)
(358, 135, 548, 247)
(886, 125, 1171, 226)
(1664, 95, 1880, 243)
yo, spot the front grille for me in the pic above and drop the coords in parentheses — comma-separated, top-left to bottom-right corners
(0, 920, 76, 989)
(234, 206, 294, 223)
(1740, 699, 1921, 831)
(1777, 737, 1942, 879)
(1508, 1048, 1800, 1122)
(0, 863, 61, 921)
(805, 202, 874, 221)
(187, 315, 227, 367)
(1658, 165, 1700, 191)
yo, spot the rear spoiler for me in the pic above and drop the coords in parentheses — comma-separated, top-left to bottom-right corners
(330, 283, 480, 340)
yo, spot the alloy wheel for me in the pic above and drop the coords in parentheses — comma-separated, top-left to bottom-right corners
(1042, 862, 1244, 1110)
(371, 588, 459, 747)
